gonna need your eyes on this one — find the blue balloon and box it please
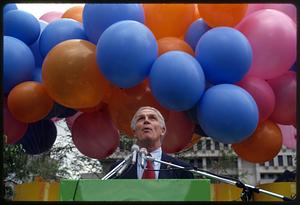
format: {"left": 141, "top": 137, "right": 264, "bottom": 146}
{"left": 39, "top": 19, "right": 87, "bottom": 57}
{"left": 149, "top": 51, "right": 205, "bottom": 111}
{"left": 17, "top": 119, "right": 57, "bottom": 155}
{"left": 4, "top": 3, "right": 18, "bottom": 15}
{"left": 4, "top": 36, "right": 35, "bottom": 94}
{"left": 32, "top": 68, "right": 42, "bottom": 82}
{"left": 30, "top": 21, "right": 48, "bottom": 67}
{"left": 97, "top": 20, "right": 157, "bottom": 88}
{"left": 197, "top": 84, "right": 259, "bottom": 144}
{"left": 4, "top": 10, "right": 40, "bottom": 45}
{"left": 184, "top": 18, "right": 210, "bottom": 51}
{"left": 195, "top": 27, "right": 253, "bottom": 84}
{"left": 83, "top": 4, "right": 145, "bottom": 44}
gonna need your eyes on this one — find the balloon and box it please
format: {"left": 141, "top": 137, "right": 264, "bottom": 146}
{"left": 3, "top": 36, "right": 35, "bottom": 94}
{"left": 39, "top": 18, "right": 87, "bottom": 57}
{"left": 236, "top": 9, "right": 296, "bottom": 79}
{"left": 62, "top": 6, "right": 84, "bottom": 23}
{"left": 278, "top": 124, "right": 297, "bottom": 149}
{"left": 232, "top": 120, "right": 282, "bottom": 163}
{"left": 42, "top": 40, "right": 107, "bottom": 109}
{"left": 181, "top": 133, "right": 202, "bottom": 152}
{"left": 4, "top": 10, "right": 40, "bottom": 45}
{"left": 290, "top": 62, "right": 297, "bottom": 72}
{"left": 267, "top": 71, "right": 296, "bottom": 125}
{"left": 197, "top": 4, "right": 248, "bottom": 27}
{"left": 197, "top": 84, "right": 259, "bottom": 144}
{"left": 157, "top": 37, "right": 194, "bottom": 56}
{"left": 17, "top": 119, "right": 57, "bottom": 155}
{"left": 83, "top": 4, "right": 144, "bottom": 44}
{"left": 29, "top": 21, "right": 48, "bottom": 68}
{"left": 39, "top": 11, "right": 63, "bottom": 23}
{"left": 65, "top": 111, "right": 82, "bottom": 130}
{"left": 150, "top": 51, "right": 205, "bottom": 111}
{"left": 236, "top": 76, "right": 275, "bottom": 122}
{"left": 4, "top": 98, "right": 28, "bottom": 144}
{"left": 4, "top": 3, "right": 17, "bottom": 14}
{"left": 108, "top": 80, "right": 169, "bottom": 136}
{"left": 246, "top": 3, "right": 296, "bottom": 23}
{"left": 195, "top": 27, "right": 253, "bottom": 84}
{"left": 32, "top": 68, "right": 42, "bottom": 82}
{"left": 96, "top": 20, "right": 157, "bottom": 88}
{"left": 162, "top": 111, "right": 195, "bottom": 153}
{"left": 71, "top": 109, "right": 120, "bottom": 159}
{"left": 7, "top": 81, "right": 54, "bottom": 123}
{"left": 143, "top": 4, "right": 196, "bottom": 39}
{"left": 184, "top": 18, "right": 211, "bottom": 51}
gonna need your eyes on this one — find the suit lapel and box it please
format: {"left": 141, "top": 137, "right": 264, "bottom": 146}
{"left": 158, "top": 152, "right": 172, "bottom": 179}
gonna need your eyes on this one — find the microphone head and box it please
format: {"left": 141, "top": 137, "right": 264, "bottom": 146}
{"left": 131, "top": 144, "right": 140, "bottom": 152}
{"left": 140, "top": 147, "right": 148, "bottom": 155}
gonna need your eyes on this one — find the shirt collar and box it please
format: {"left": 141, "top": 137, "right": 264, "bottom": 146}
{"left": 150, "top": 147, "right": 162, "bottom": 161}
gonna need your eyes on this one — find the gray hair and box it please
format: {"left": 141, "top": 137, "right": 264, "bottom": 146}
{"left": 131, "top": 106, "right": 166, "bottom": 131}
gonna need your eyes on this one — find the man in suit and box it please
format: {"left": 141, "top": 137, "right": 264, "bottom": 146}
{"left": 110, "top": 106, "right": 194, "bottom": 179}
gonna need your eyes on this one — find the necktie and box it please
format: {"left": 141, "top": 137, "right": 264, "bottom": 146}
{"left": 142, "top": 159, "right": 155, "bottom": 179}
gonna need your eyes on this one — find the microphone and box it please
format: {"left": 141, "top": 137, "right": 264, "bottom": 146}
{"left": 116, "top": 144, "right": 139, "bottom": 177}
{"left": 139, "top": 147, "right": 148, "bottom": 169}
{"left": 131, "top": 144, "right": 139, "bottom": 165}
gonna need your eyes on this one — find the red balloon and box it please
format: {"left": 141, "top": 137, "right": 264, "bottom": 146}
{"left": 162, "top": 111, "right": 195, "bottom": 153}
{"left": 71, "top": 108, "right": 120, "bottom": 159}
{"left": 268, "top": 71, "right": 296, "bottom": 125}
{"left": 65, "top": 111, "right": 82, "bottom": 130}
{"left": 236, "top": 76, "right": 275, "bottom": 122}
{"left": 4, "top": 98, "right": 28, "bottom": 144}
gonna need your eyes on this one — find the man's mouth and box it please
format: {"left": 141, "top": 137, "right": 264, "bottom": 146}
{"left": 142, "top": 127, "right": 152, "bottom": 132}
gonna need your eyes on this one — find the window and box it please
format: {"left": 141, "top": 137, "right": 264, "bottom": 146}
{"left": 215, "top": 141, "right": 220, "bottom": 150}
{"left": 287, "top": 155, "right": 293, "bottom": 166}
{"left": 197, "top": 159, "right": 203, "bottom": 168}
{"left": 224, "top": 144, "right": 228, "bottom": 149}
{"left": 206, "top": 140, "right": 211, "bottom": 150}
{"left": 190, "top": 159, "right": 194, "bottom": 166}
{"left": 278, "top": 155, "right": 283, "bottom": 166}
{"left": 269, "top": 159, "right": 274, "bottom": 166}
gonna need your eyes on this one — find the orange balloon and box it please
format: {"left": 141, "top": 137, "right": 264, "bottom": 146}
{"left": 232, "top": 120, "right": 282, "bottom": 163}
{"left": 193, "top": 4, "right": 201, "bottom": 20}
{"left": 42, "top": 40, "right": 107, "bottom": 109}
{"left": 143, "top": 4, "right": 196, "bottom": 39}
{"left": 197, "top": 4, "right": 248, "bottom": 27}
{"left": 108, "top": 80, "right": 169, "bottom": 137}
{"left": 158, "top": 37, "right": 194, "bottom": 56}
{"left": 62, "top": 6, "right": 83, "bottom": 23}
{"left": 7, "top": 81, "right": 54, "bottom": 123}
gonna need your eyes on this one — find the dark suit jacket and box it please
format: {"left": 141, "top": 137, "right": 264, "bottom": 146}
{"left": 110, "top": 152, "right": 194, "bottom": 179}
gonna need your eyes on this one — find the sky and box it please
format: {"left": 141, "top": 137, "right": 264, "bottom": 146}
{"left": 16, "top": 3, "right": 84, "bottom": 19}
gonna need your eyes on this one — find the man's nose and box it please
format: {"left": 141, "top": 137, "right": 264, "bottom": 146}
{"left": 143, "top": 116, "right": 150, "bottom": 124}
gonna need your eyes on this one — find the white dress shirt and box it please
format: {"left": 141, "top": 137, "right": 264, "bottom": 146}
{"left": 137, "top": 147, "right": 162, "bottom": 179}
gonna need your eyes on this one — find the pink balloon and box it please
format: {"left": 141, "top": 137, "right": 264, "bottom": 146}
{"left": 39, "top": 11, "right": 63, "bottom": 23}
{"left": 236, "top": 76, "right": 275, "bottom": 122}
{"left": 268, "top": 71, "right": 296, "bottom": 125}
{"left": 237, "top": 9, "right": 296, "bottom": 79}
{"left": 278, "top": 124, "right": 297, "bottom": 149}
{"left": 4, "top": 98, "right": 28, "bottom": 144}
{"left": 65, "top": 111, "right": 82, "bottom": 130}
{"left": 246, "top": 4, "right": 296, "bottom": 23}
{"left": 71, "top": 109, "right": 120, "bottom": 159}
{"left": 162, "top": 111, "right": 195, "bottom": 153}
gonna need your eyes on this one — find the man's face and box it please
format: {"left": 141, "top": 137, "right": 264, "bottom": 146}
{"left": 133, "top": 108, "right": 166, "bottom": 146}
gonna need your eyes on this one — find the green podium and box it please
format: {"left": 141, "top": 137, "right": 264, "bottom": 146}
{"left": 60, "top": 179, "right": 211, "bottom": 201}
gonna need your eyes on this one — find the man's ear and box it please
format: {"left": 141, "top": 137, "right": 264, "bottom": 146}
{"left": 161, "top": 127, "right": 166, "bottom": 136}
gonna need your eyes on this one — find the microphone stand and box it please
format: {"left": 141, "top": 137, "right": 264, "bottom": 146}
{"left": 101, "top": 153, "right": 133, "bottom": 180}
{"left": 145, "top": 155, "right": 293, "bottom": 202}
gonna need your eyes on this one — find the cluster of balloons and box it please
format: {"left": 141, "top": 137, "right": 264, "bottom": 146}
{"left": 3, "top": 3, "right": 297, "bottom": 163}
